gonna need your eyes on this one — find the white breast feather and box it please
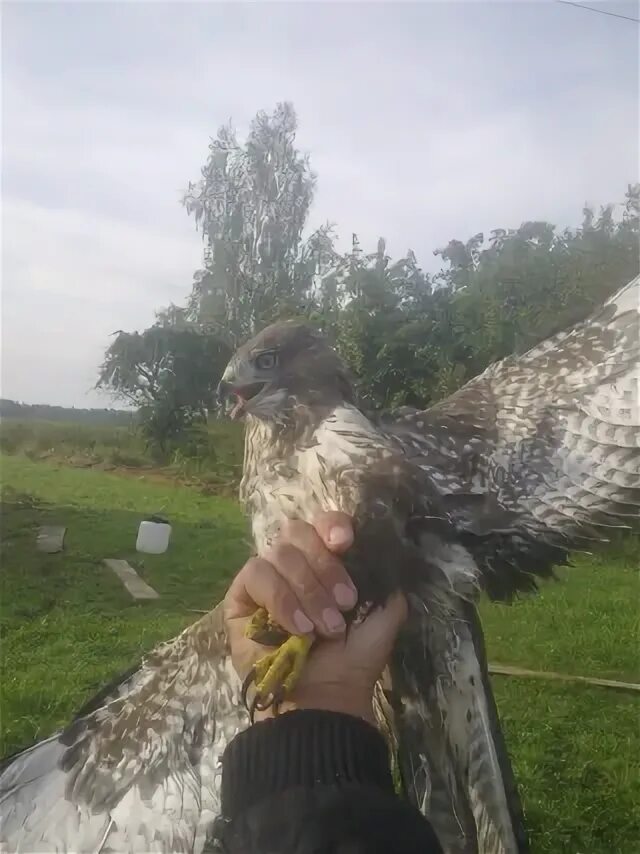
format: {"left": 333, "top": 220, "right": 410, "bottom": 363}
{"left": 243, "top": 404, "right": 392, "bottom": 552}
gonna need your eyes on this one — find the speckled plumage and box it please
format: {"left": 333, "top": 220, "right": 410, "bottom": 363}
{"left": 0, "top": 606, "right": 248, "bottom": 853}
{"left": 1, "top": 276, "right": 638, "bottom": 853}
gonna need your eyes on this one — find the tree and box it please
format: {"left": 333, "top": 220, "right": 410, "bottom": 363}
{"left": 97, "top": 322, "right": 230, "bottom": 454}
{"left": 332, "top": 186, "right": 639, "bottom": 412}
{"left": 183, "top": 102, "right": 336, "bottom": 343}
{"left": 436, "top": 183, "right": 640, "bottom": 372}
{"left": 325, "top": 236, "right": 447, "bottom": 411}
{"left": 101, "top": 88, "right": 639, "bottom": 444}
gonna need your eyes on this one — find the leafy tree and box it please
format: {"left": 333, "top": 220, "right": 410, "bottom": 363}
{"left": 100, "top": 90, "right": 639, "bottom": 447}
{"left": 436, "top": 183, "right": 640, "bottom": 372}
{"left": 97, "top": 322, "right": 230, "bottom": 454}
{"left": 324, "top": 236, "right": 430, "bottom": 409}
{"left": 332, "top": 185, "right": 639, "bottom": 412}
{"left": 183, "top": 102, "right": 336, "bottom": 343}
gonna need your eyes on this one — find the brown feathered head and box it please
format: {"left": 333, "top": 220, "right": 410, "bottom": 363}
{"left": 217, "top": 320, "right": 353, "bottom": 420}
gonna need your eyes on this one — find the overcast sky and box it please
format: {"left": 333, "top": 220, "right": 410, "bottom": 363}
{"left": 2, "top": 0, "right": 638, "bottom": 407}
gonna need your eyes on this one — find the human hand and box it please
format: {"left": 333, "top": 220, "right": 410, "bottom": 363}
{"left": 224, "top": 512, "right": 407, "bottom": 725}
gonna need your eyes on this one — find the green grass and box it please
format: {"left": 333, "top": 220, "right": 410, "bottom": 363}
{"left": 0, "top": 419, "right": 148, "bottom": 464}
{"left": 0, "top": 453, "right": 249, "bottom": 756}
{"left": 477, "top": 546, "right": 640, "bottom": 852}
{"left": 0, "top": 417, "right": 244, "bottom": 489}
{"left": 1, "top": 452, "right": 638, "bottom": 852}
{"left": 479, "top": 542, "right": 639, "bottom": 681}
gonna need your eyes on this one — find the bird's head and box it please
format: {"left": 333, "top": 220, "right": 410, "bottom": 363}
{"left": 217, "top": 320, "right": 353, "bottom": 421}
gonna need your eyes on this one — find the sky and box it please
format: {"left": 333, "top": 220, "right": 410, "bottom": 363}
{"left": 2, "top": 0, "right": 638, "bottom": 408}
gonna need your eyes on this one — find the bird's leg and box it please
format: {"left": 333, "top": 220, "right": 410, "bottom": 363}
{"left": 251, "top": 634, "right": 314, "bottom": 710}
{"left": 245, "top": 607, "right": 291, "bottom": 646}
{"left": 242, "top": 607, "right": 314, "bottom": 719}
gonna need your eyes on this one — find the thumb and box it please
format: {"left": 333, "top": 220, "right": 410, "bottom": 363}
{"left": 313, "top": 511, "right": 354, "bottom": 553}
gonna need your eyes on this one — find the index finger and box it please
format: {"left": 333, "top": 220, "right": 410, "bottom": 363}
{"left": 224, "top": 556, "right": 311, "bottom": 637}
{"left": 313, "top": 511, "right": 354, "bottom": 554}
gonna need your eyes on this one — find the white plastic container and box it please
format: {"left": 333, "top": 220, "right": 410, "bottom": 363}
{"left": 136, "top": 515, "right": 172, "bottom": 554}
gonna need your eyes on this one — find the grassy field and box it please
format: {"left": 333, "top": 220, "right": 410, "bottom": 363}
{"left": 0, "top": 417, "right": 244, "bottom": 491}
{"left": 1, "top": 450, "right": 639, "bottom": 852}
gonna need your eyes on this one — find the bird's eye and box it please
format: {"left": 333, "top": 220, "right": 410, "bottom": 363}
{"left": 255, "top": 351, "right": 278, "bottom": 370}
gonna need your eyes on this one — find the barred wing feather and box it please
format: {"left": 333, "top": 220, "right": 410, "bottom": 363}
{"left": 0, "top": 606, "right": 247, "bottom": 853}
{"left": 387, "top": 275, "right": 640, "bottom": 598}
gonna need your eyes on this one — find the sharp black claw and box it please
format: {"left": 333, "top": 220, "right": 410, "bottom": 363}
{"left": 249, "top": 693, "right": 259, "bottom": 724}
{"left": 242, "top": 669, "right": 279, "bottom": 723}
{"left": 241, "top": 668, "right": 256, "bottom": 712}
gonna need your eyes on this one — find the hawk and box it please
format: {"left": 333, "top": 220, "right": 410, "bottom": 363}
{"left": 1, "top": 276, "right": 638, "bottom": 853}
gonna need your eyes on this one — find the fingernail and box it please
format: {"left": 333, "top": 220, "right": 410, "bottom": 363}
{"left": 293, "top": 610, "right": 314, "bottom": 634}
{"left": 322, "top": 607, "right": 346, "bottom": 633}
{"left": 333, "top": 583, "right": 357, "bottom": 609}
{"left": 328, "top": 527, "right": 351, "bottom": 547}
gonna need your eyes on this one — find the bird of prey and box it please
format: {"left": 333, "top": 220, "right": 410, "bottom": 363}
{"left": 1, "top": 275, "right": 638, "bottom": 853}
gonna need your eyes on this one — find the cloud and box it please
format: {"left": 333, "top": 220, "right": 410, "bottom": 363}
{"left": 2, "top": 200, "right": 201, "bottom": 406}
{"left": 2, "top": 0, "right": 638, "bottom": 405}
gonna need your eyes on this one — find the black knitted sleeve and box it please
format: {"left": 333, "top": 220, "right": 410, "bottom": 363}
{"left": 213, "top": 709, "right": 442, "bottom": 854}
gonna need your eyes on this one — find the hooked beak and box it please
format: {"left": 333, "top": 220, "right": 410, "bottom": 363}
{"left": 217, "top": 368, "right": 266, "bottom": 420}
{"left": 217, "top": 379, "right": 245, "bottom": 420}
{"left": 216, "top": 379, "right": 232, "bottom": 407}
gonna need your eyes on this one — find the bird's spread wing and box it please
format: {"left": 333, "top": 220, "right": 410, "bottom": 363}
{"left": 3, "top": 279, "right": 637, "bottom": 854}
{"left": 385, "top": 274, "right": 640, "bottom": 599}
{"left": 377, "top": 276, "right": 638, "bottom": 852}
{"left": 0, "top": 605, "right": 248, "bottom": 853}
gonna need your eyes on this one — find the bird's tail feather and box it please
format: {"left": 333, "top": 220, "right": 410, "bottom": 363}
{"left": 390, "top": 596, "right": 528, "bottom": 854}
{"left": 462, "top": 603, "right": 528, "bottom": 853}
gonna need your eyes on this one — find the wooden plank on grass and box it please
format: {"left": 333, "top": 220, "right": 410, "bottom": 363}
{"left": 36, "top": 526, "right": 66, "bottom": 554}
{"left": 489, "top": 663, "right": 640, "bottom": 695}
{"left": 103, "top": 559, "right": 160, "bottom": 600}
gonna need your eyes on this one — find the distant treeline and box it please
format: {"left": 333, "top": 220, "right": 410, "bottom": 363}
{"left": 0, "top": 399, "right": 135, "bottom": 426}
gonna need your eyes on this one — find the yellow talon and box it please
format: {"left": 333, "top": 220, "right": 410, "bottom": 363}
{"left": 253, "top": 633, "right": 313, "bottom": 701}
{"left": 242, "top": 608, "right": 314, "bottom": 716}
{"left": 245, "top": 607, "right": 290, "bottom": 646}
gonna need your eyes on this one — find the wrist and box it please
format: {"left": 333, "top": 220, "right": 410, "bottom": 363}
{"left": 256, "top": 685, "right": 376, "bottom": 726}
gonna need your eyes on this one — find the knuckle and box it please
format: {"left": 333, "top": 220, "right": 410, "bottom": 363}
{"left": 282, "top": 519, "right": 317, "bottom": 554}
{"left": 272, "top": 585, "right": 296, "bottom": 616}
{"left": 222, "top": 591, "right": 233, "bottom": 617}
{"left": 241, "top": 556, "right": 274, "bottom": 586}
{"left": 278, "top": 517, "right": 294, "bottom": 539}
{"left": 268, "top": 541, "right": 298, "bottom": 568}
{"left": 283, "top": 518, "right": 312, "bottom": 542}
{"left": 243, "top": 555, "right": 268, "bottom": 574}
{"left": 315, "top": 550, "right": 344, "bottom": 575}
{"left": 277, "top": 549, "right": 326, "bottom": 600}
{"left": 315, "top": 544, "right": 350, "bottom": 577}
{"left": 295, "top": 574, "right": 329, "bottom": 608}
{"left": 268, "top": 533, "right": 347, "bottom": 597}
{"left": 314, "top": 557, "right": 344, "bottom": 588}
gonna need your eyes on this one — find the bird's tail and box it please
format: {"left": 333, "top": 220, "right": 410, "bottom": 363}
{"left": 389, "top": 597, "right": 528, "bottom": 854}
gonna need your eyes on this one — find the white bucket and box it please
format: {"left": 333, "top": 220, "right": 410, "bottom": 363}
{"left": 136, "top": 516, "right": 172, "bottom": 554}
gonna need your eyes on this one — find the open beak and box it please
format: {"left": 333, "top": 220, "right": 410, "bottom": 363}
{"left": 217, "top": 379, "right": 266, "bottom": 420}
{"left": 217, "top": 380, "right": 244, "bottom": 419}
